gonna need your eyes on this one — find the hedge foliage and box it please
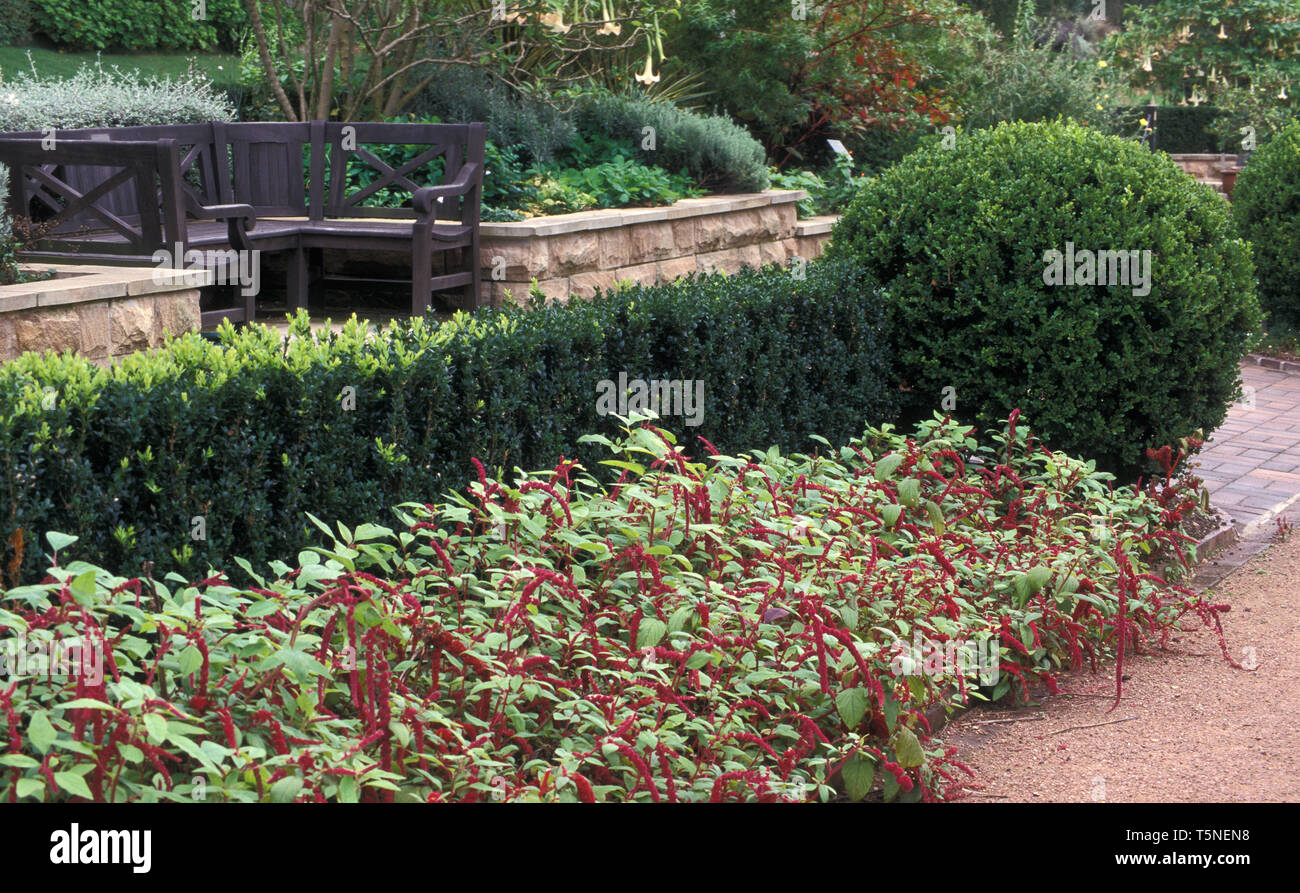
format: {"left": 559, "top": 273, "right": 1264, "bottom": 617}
{"left": 0, "top": 60, "right": 235, "bottom": 130}
{"left": 0, "top": 260, "right": 895, "bottom": 585}
{"left": 824, "top": 120, "right": 1260, "bottom": 480}
{"left": 0, "top": 0, "right": 33, "bottom": 44}
{"left": 30, "top": 0, "right": 245, "bottom": 51}
{"left": 575, "top": 92, "right": 770, "bottom": 194}
{"left": 1231, "top": 120, "right": 1300, "bottom": 324}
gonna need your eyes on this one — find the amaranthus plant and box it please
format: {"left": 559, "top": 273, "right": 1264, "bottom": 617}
{"left": 0, "top": 414, "right": 1239, "bottom": 802}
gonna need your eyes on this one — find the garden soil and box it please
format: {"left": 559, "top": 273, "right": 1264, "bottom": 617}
{"left": 942, "top": 530, "right": 1300, "bottom": 802}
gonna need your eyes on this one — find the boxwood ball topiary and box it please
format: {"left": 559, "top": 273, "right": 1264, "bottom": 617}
{"left": 1231, "top": 119, "right": 1300, "bottom": 325}
{"left": 824, "top": 120, "right": 1261, "bottom": 480}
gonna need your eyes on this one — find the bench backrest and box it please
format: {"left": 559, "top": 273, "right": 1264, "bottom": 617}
{"left": 320, "top": 122, "right": 485, "bottom": 223}
{"left": 0, "top": 120, "right": 485, "bottom": 233}
{"left": 0, "top": 137, "right": 187, "bottom": 261}
{"left": 0, "top": 125, "right": 222, "bottom": 229}
{"left": 216, "top": 121, "right": 315, "bottom": 217}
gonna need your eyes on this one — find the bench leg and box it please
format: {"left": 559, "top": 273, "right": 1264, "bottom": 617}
{"left": 465, "top": 243, "right": 481, "bottom": 310}
{"left": 286, "top": 245, "right": 309, "bottom": 312}
{"left": 412, "top": 238, "right": 432, "bottom": 317}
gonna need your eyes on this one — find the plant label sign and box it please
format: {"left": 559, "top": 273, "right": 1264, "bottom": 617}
{"left": 827, "top": 139, "right": 852, "bottom": 158}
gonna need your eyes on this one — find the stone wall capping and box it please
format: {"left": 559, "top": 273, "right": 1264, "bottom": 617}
{"left": 795, "top": 215, "right": 840, "bottom": 237}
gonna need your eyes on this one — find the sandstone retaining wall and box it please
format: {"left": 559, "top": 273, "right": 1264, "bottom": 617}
{"left": 0, "top": 266, "right": 206, "bottom": 365}
{"left": 478, "top": 191, "right": 837, "bottom": 306}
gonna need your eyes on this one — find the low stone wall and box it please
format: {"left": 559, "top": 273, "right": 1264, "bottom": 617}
{"left": 1168, "top": 153, "right": 1241, "bottom": 181}
{"left": 793, "top": 215, "right": 837, "bottom": 263}
{"left": 478, "top": 190, "right": 837, "bottom": 305}
{"left": 0, "top": 265, "right": 207, "bottom": 365}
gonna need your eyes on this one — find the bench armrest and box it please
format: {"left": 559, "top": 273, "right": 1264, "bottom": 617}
{"left": 412, "top": 162, "right": 481, "bottom": 219}
{"left": 184, "top": 195, "right": 258, "bottom": 251}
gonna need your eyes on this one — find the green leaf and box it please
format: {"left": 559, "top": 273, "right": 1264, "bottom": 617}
{"left": 636, "top": 618, "right": 668, "bottom": 649}
{"left": 897, "top": 477, "right": 921, "bottom": 507}
{"left": 53, "top": 771, "right": 92, "bottom": 799}
{"left": 271, "top": 776, "right": 303, "bottom": 803}
{"left": 835, "top": 688, "right": 870, "bottom": 729}
{"left": 0, "top": 753, "right": 39, "bottom": 768}
{"left": 883, "top": 696, "right": 900, "bottom": 733}
{"left": 68, "top": 570, "right": 98, "bottom": 606}
{"left": 177, "top": 645, "right": 203, "bottom": 677}
{"left": 893, "top": 726, "right": 925, "bottom": 769}
{"left": 1026, "top": 565, "right": 1053, "bottom": 593}
{"left": 27, "top": 711, "right": 57, "bottom": 753}
{"left": 880, "top": 504, "right": 903, "bottom": 528}
{"left": 843, "top": 754, "right": 875, "bottom": 802}
{"left": 16, "top": 777, "right": 44, "bottom": 800}
{"left": 667, "top": 605, "right": 696, "bottom": 634}
{"left": 258, "top": 648, "right": 329, "bottom": 683}
{"left": 142, "top": 713, "right": 167, "bottom": 744}
{"left": 924, "top": 500, "right": 946, "bottom": 535}
{"left": 57, "top": 698, "right": 116, "bottom": 711}
{"left": 874, "top": 452, "right": 904, "bottom": 481}
{"left": 245, "top": 599, "right": 282, "bottom": 618}
{"left": 684, "top": 650, "right": 712, "bottom": 670}
{"left": 45, "top": 532, "right": 79, "bottom": 553}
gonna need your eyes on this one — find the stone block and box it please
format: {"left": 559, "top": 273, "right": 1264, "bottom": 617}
{"left": 156, "top": 290, "right": 201, "bottom": 339}
{"left": 598, "top": 228, "right": 632, "bottom": 270}
{"left": 481, "top": 240, "right": 548, "bottom": 282}
{"left": 77, "top": 302, "right": 112, "bottom": 358}
{"left": 627, "top": 221, "right": 675, "bottom": 263}
{"left": 15, "top": 309, "right": 81, "bottom": 355}
{"left": 547, "top": 232, "right": 601, "bottom": 275}
{"left": 656, "top": 256, "right": 698, "bottom": 284}
{"left": 757, "top": 239, "right": 791, "bottom": 268}
{"left": 110, "top": 296, "right": 159, "bottom": 353}
{"left": 615, "top": 262, "right": 659, "bottom": 288}
{"left": 670, "top": 218, "right": 696, "bottom": 253}
{"left": 697, "top": 248, "right": 744, "bottom": 276}
{"left": 569, "top": 270, "right": 619, "bottom": 299}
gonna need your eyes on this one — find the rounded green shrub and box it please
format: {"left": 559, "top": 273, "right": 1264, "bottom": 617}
{"left": 1231, "top": 119, "right": 1300, "bottom": 324}
{"left": 824, "top": 120, "right": 1261, "bottom": 480}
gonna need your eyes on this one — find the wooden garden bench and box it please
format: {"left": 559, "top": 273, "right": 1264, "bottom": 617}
{"left": 0, "top": 121, "right": 486, "bottom": 326}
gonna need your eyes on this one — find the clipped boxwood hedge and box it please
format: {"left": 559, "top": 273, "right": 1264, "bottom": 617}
{"left": 1231, "top": 120, "right": 1300, "bottom": 324}
{"left": 824, "top": 120, "right": 1260, "bottom": 480}
{"left": 0, "top": 259, "right": 895, "bottom": 584}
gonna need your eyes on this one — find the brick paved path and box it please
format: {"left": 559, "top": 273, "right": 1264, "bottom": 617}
{"left": 1195, "top": 364, "right": 1300, "bottom": 534}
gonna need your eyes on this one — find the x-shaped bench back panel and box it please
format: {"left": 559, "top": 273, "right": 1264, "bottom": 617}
{"left": 320, "top": 122, "right": 483, "bottom": 220}
{"left": 0, "top": 137, "right": 186, "bottom": 256}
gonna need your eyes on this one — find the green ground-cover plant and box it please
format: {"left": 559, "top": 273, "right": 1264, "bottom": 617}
{"left": 824, "top": 120, "right": 1260, "bottom": 481}
{"left": 0, "top": 261, "right": 896, "bottom": 585}
{"left": 337, "top": 123, "right": 698, "bottom": 219}
{"left": 770, "top": 154, "right": 869, "bottom": 218}
{"left": 1231, "top": 119, "right": 1300, "bottom": 325}
{"left": 0, "top": 413, "right": 1237, "bottom": 802}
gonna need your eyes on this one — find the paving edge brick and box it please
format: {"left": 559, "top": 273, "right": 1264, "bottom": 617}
{"left": 1245, "top": 352, "right": 1300, "bottom": 376}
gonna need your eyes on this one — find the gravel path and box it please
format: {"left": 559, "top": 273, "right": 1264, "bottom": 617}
{"left": 942, "top": 529, "right": 1300, "bottom": 803}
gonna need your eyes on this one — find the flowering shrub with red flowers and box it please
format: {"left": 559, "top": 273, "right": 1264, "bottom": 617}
{"left": 0, "top": 413, "right": 1238, "bottom": 802}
